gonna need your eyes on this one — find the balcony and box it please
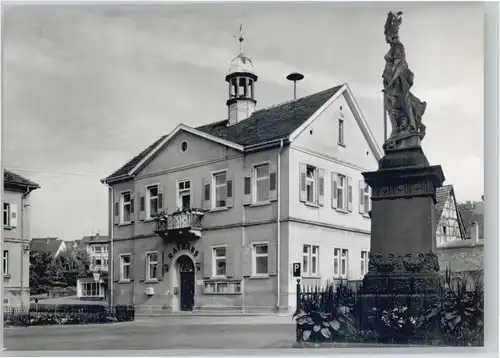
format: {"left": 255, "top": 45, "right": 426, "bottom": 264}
{"left": 154, "top": 209, "right": 204, "bottom": 242}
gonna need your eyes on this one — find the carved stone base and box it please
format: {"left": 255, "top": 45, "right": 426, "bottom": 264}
{"left": 361, "top": 272, "right": 441, "bottom": 295}
{"left": 379, "top": 145, "right": 430, "bottom": 170}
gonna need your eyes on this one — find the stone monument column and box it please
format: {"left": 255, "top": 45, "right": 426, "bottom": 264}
{"left": 361, "top": 11, "right": 445, "bottom": 306}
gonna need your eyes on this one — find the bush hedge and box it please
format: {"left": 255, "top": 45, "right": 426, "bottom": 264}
{"left": 4, "top": 304, "right": 134, "bottom": 327}
{"left": 294, "top": 269, "right": 484, "bottom": 347}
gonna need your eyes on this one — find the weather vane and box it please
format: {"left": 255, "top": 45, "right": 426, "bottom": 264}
{"left": 234, "top": 24, "right": 244, "bottom": 54}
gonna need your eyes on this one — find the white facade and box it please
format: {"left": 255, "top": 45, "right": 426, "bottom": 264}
{"left": 285, "top": 88, "right": 380, "bottom": 309}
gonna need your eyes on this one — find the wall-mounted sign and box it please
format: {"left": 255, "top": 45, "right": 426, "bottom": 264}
{"left": 292, "top": 262, "right": 301, "bottom": 278}
{"left": 167, "top": 242, "right": 199, "bottom": 260}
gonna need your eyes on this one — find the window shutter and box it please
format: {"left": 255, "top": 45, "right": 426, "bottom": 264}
{"left": 203, "top": 249, "right": 211, "bottom": 278}
{"left": 226, "top": 246, "right": 234, "bottom": 278}
{"left": 203, "top": 177, "right": 211, "bottom": 211}
{"left": 139, "top": 188, "right": 146, "bottom": 221}
{"left": 10, "top": 204, "right": 18, "bottom": 228}
{"left": 129, "top": 255, "right": 134, "bottom": 281}
{"left": 157, "top": 251, "right": 164, "bottom": 280}
{"left": 138, "top": 253, "right": 146, "bottom": 282}
{"left": 331, "top": 172, "right": 338, "bottom": 209}
{"left": 114, "top": 255, "right": 121, "bottom": 282}
{"left": 242, "top": 245, "right": 252, "bottom": 277}
{"left": 226, "top": 175, "right": 234, "bottom": 208}
{"left": 114, "top": 200, "right": 119, "bottom": 225}
{"left": 347, "top": 176, "right": 353, "bottom": 212}
{"left": 243, "top": 169, "right": 252, "bottom": 206}
{"left": 268, "top": 242, "right": 277, "bottom": 276}
{"left": 359, "top": 181, "right": 365, "bottom": 214}
{"left": 269, "top": 162, "right": 278, "bottom": 201}
{"left": 158, "top": 185, "right": 164, "bottom": 214}
{"left": 368, "top": 187, "right": 372, "bottom": 212}
{"left": 130, "top": 197, "right": 135, "bottom": 223}
{"left": 299, "top": 163, "right": 307, "bottom": 202}
{"left": 318, "top": 168, "right": 325, "bottom": 206}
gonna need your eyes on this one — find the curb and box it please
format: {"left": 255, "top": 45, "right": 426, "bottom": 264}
{"left": 135, "top": 313, "right": 292, "bottom": 318}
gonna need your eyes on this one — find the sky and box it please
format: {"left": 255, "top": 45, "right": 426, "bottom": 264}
{"left": 2, "top": 2, "right": 484, "bottom": 241}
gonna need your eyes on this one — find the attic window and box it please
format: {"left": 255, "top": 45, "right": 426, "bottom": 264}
{"left": 180, "top": 141, "right": 188, "bottom": 152}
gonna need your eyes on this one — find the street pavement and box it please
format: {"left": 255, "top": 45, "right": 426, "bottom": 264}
{"left": 4, "top": 315, "right": 297, "bottom": 351}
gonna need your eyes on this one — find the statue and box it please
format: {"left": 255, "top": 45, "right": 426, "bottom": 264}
{"left": 382, "top": 11, "right": 427, "bottom": 150}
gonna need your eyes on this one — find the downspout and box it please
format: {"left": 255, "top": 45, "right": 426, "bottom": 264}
{"left": 20, "top": 187, "right": 31, "bottom": 310}
{"left": 276, "top": 139, "right": 284, "bottom": 312}
{"left": 241, "top": 160, "right": 246, "bottom": 314}
{"left": 105, "top": 184, "right": 114, "bottom": 308}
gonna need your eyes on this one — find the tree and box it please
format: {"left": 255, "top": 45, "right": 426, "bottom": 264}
{"left": 46, "top": 247, "right": 91, "bottom": 288}
{"left": 29, "top": 249, "right": 54, "bottom": 294}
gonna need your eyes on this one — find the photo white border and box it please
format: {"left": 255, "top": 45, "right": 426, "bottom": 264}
{"left": 0, "top": 0, "right": 497, "bottom": 357}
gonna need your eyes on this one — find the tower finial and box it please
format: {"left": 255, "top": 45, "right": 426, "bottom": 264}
{"left": 238, "top": 24, "right": 244, "bottom": 54}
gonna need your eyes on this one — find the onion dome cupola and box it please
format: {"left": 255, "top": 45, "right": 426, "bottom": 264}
{"left": 226, "top": 25, "right": 258, "bottom": 126}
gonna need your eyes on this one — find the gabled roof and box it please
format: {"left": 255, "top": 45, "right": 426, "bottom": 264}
{"left": 103, "top": 84, "right": 382, "bottom": 183}
{"left": 82, "top": 235, "right": 110, "bottom": 244}
{"left": 4, "top": 169, "right": 40, "bottom": 190}
{"left": 31, "top": 238, "right": 64, "bottom": 257}
{"left": 435, "top": 185, "right": 453, "bottom": 224}
{"left": 434, "top": 185, "right": 466, "bottom": 240}
{"left": 458, "top": 201, "right": 484, "bottom": 240}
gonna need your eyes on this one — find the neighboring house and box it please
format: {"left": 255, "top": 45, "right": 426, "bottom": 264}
{"left": 3, "top": 169, "right": 40, "bottom": 307}
{"left": 437, "top": 223, "right": 484, "bottom": 274}
{"left": 434, "top": 185, "right": 467, "bottom": 247}
{"left": 75, "top": 234, "right": 110, "bottom": 301}
{"left": 101, "top": 39, "right": 382, "bottom": 313}
{"left": 31, "top": 238, "right": 67, "bottom": 258}
{"left": 458, "top": 199, "right": 484, "bottom": 241}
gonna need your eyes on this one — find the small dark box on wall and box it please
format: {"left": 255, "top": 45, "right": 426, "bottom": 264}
{"left": 292, "top": 262, "right": 301, "bottom": 278}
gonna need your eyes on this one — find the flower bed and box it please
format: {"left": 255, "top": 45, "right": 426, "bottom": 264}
{"left": 4, "top": 304, "right": 134, "bottom": 327}
{"left": 294, "top": 270, "right": 484, "bottom": 347}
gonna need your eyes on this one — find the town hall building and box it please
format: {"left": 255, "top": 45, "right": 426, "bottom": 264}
{"left": 102, "top": 31, "right": 383, "bottom": 313}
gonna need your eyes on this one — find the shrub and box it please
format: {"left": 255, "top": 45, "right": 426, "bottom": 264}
{"left": 418, "top": 268, "right": 484, "bottom": 346}
{"left": 4, "top": 305, "right": 134, "bottom": 327}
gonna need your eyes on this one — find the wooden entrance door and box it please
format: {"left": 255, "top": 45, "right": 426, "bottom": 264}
{"left": 178, "top": 255, "right": 195, "bottom": 311}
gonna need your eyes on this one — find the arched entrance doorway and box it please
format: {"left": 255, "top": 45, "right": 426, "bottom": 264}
{"left": 177, "top": 255, "right": 195, "bottom": 311}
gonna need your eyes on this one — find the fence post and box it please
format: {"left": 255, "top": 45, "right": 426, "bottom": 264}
{"left": 295, "top": 279, "right": 301, "bottom": 343}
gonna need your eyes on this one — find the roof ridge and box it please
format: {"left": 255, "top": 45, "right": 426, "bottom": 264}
{"left": 251, "top": 85, "right": 341, "bottom": 115}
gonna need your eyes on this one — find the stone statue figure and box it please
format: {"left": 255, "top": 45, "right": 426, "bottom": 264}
{"left": 382, "top": 11, "right": 427, "bottom": 150}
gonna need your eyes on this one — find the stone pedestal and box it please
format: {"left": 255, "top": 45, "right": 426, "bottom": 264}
{"left": 360, "top": 145, "right": 445, "bottom": 335}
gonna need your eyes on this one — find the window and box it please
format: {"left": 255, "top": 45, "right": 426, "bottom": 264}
{"left": 337, "top": 174, "right": 347, "bottom": 210}
{"left": 204, "top": 281, "right": 241, "bottom": 294}
{"left": 213, "top": 172, "right": 227, "bottom": 208}
{"left": 362, "top": 182, "right": 370, "bottom": 215}
{"left": 253, "top": 244, "right": 268, "bottom": 275}
{"left": 81, "top": 282, "right": 102, "bottom": 297}
{"left": 338, "top": 118, "right": 345, "bottom": 145}
{"left": 361, "top": 251, "right": 369, "bottom": 276}
{"left": 3, "top": 250, "right": 8, "bottom": 276}
{"left": 177, "top": 180, "right": 191, "bottom": 210}
{"left": 95, "top": 259, "right": 102, "bottom": 266}
{"left": 180, "top": 140, "right": 188, "bottom": 152}
{"left": 103, "top": 258, "right": 108, "bottom": 267}
{"left": 121, "top": 192, "right": 132, "bottom": 223}
{"left": 146, "top": 185, "right": 159, "bottom": 218}
{"left": 93, "top": 245, "right": 102, "bottom": 254}
{"left": 120, "top": 254, "right": 131, "bottom": 281}
{"left": 3, "top": 203, "right": 10, "bottom": 227}
{"left": 443, "top": 226, "right": 447, "bottom": 235}
{"left": 103, "top": 245, "right": 108, "bottom": 253}
{"left": 302, "top": 244, "right": 319, "bottom": 276}
{"left": 146, "top": 252, "right": 159, "bottom": 281}
{"left": 334, "top": 248, "right": 348, "bottom": 278}
{"left": 254, "top": 164, "right": 270, "bottom": 202}
{"left": 213, "top": 246, "right": 227, "bottom": 277}
{"left": 306, "top": 166, "right": 316, "bottom": 203}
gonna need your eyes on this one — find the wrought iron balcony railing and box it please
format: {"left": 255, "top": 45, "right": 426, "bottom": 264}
{"left": 154, "top": 209, "right": 204, "bottom": 239}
